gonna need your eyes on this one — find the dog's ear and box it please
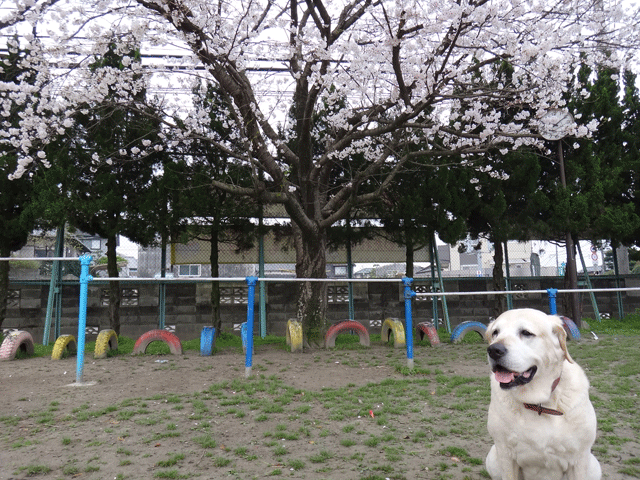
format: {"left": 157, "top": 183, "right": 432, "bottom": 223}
{"left": 484, "top": 321, "right": 495, "bottom": 343}
{"left": 552, "top": 320, "right": 574, "bottom": 364}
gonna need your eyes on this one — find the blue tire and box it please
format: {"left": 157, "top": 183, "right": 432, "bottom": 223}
{"left": 450, "top": 321, "right": 487, "bottom": 344}
{"left": 559, "top": 316, "right": 581, "bottom": 341}
{"left": 200, "top": 326, "right": 216, "bottom": 356}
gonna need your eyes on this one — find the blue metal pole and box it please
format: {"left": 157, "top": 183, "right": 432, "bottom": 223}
{"left": 547, "top": 288, "right": 558, "bottom": 315}
{"left": 76, "top": 255, "right": 93, "bottom": 384}
{"left": 245, "top": 276, "right": 258, "bottom": 378}
{"left": 402, "top": 277, "right": 416, "bottom": 369}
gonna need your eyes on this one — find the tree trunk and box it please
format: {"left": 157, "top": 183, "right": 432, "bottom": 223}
{"left": 210, "top": 224, "right": 222, "bottom": 338}
{"left": 492, "top": 240, "right": 507, "bottom": 318}
{"left": 405, "top": 227, "right": 415, "bottom": 279}
{"left": 0, "top": 244, "right": 10, "bottom": 332}
{"left": 106, "top": 235, "right": 121, "bottom": 335}
{"left": 294, "top": 223, "right": 327, "bottom": 347}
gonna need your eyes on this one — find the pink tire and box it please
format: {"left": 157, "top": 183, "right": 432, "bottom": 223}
{"left": 0, "top": 330, "right": 35, "bottom": 360}
{"left": 416, "top": 322, "right": 441, "bottom": 346}
{"left": 133, "top": 329, "right": 183, "bottom": 355}
{"left": 325, "top": 320, "right": 370, "bottom": 348}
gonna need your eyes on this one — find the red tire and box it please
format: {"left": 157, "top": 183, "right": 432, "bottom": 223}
{"left": 0, "top": 331, "right": 35, "bottom": 361}
{"left": 416, "top": 322, "right": 440, "bottom": 346}
{"left": 133, "top": 329, "right": 183, "bottom": 355}
{"left": 325, "top": 321, "right": 370, "bottom": 348}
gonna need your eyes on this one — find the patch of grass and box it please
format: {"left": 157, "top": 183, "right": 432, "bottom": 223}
{"left": 212, "top": 456, "right": 231, "bottom": 467}
{"left": 309, "top": 450, "right": 333, "bottom": 463}
{"left": 288, "top": 459, "right": 305, "bottom": 470}
{"left": 193, "top": 434, "right": 217, "bottom": 449}
{"left": 154, "top": 469, "right": 188, "bottom": 479}
{"left": 17, "top": 464, "right": 51, "bottom": 475}
{"left": 63, "top": 463, "right": 80, "bottom": 475}
{"left": 11, "top": 438, "right": 35, "bottom": 449}
{"left": 273, "top": 445, "right": 288, "bottom": 456}
{"left": 364, "top": 436, "right": 381, "bottom": 447}
{"left": 156, "top": 453, "right": 185, "bottom": 468}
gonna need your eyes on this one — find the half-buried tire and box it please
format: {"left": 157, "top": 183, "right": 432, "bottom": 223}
{"left": 133, "top": 329, "right": 183, "bottom": 355}
{"left": 286, "top": 319, "right": 303, "bottom": 353}
{"left": 416, "top": 322, "right": 441, "bottom": 346}
{"left": 51, "top": 334, "right": 77, "bottom": 360}
{"left": 0, "top": 330, "right": 35, "bottom": 361}
{"left": 450, "top": 321, "right": 487, "bottom": 344}
{"left": 325, "top": 320, "right": 370, "bottom": 348}
{"left": 381, "top": 318, "right": 405, "bottom": 348}
{"left": 559, "top": 316, "right": 581, "bottom": 341}
{"left": 94, "top": 329, "right": 118, "bottom": 359}
{"left": 200, "top": 326, "right": 215, "bottom": 356}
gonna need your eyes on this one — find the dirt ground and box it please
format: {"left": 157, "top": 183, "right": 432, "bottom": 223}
{"left": 0, "top": 339, "right": 636, "bottom": 479}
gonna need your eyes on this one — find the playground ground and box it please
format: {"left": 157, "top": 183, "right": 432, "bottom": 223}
{"left": 0, "top": 333, "right": 639, "bottom": 480}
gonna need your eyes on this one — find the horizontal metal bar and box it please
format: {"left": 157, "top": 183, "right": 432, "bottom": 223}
{"left": 414, "top": 287, "right": 640, "bottom": 297}
{"left": 92, "top": 276, "right": 401, "bottom": 283}
{"left": 84, "top": 276, "right": 640, "bottom": 296}
{"left": 0, "top": 257, "right": 81, "bottom": 261}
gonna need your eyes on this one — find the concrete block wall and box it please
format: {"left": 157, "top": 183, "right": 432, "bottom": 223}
{"left": 4, "top": 276, "right": 640, "bottom": 342}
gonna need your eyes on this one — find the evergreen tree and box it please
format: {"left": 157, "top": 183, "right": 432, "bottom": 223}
{"left": 371, "top": 154, "right": 470, "bottom": 278}
{"left": 44, "top": 39, "right": 163, "bottom": 334}
{"left": 177, "top": 82, "right": 259, "bottom": 336}
{"left": 0, "top": 37, "right": 38, "bottom": 331}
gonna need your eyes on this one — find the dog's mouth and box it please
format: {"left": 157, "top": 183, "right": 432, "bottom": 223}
{"left": 492, "top": 365, "right": 537, "bottom": 389}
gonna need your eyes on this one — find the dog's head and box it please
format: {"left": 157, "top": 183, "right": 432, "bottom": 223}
{"left": 485, "top": 308, "right": 572, "bottom": 403}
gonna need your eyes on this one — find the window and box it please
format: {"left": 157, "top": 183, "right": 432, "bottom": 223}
{"left": 178, "top": 264, "right": 201, "bottom": 277}
{"left": 333, "top": 265, "right": 348, "bottom": 277}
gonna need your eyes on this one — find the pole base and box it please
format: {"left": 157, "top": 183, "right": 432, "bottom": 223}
{"left": 67, "top": 381, "right": 97, "bottom": 387}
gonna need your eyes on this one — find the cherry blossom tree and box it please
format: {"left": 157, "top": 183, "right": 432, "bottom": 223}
{"left": 1, "top": 0, "right": 639, "bottom": 344}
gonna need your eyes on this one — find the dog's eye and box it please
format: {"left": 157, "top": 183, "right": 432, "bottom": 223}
{"left": 520, "top": 329, "right": 535, "bottom": 338}
{"left": 491, "top": 329, "right": 499, "bottom": 338}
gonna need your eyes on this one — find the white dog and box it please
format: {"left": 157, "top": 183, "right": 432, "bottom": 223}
{"left": 485, "top": 308, "right": 601, "bottom": 480}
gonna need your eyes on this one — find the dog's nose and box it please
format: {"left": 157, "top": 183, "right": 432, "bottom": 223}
{"left": 487, "top": 343, "right": 507, "bottom": 360}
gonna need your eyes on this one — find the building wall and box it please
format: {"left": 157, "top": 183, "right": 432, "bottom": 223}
{"left": 4, "top": 276, "right": 639, "bottom": 342}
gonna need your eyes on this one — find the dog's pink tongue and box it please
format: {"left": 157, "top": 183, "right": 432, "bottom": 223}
{"left": 495, "top": 370, "right": 516, "bottom": 384}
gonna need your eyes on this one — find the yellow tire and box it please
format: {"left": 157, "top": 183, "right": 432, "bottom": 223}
{"left": 51, "top": 334, "right": 77, "bottom": 360}
{"left": 286, "top": 319, "right": 303, "bottom": 353}
{"left": 94, "top": 329, "right": 118, "bottom": 359}
{"left": 381, "top": 318, "right": 405, "bottom": 348}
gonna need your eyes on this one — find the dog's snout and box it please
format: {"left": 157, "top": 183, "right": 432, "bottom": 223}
{"left": 487, "top": 343, "right": 507, "bottom": 360}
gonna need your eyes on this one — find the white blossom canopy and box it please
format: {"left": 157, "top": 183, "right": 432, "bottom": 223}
{"left": 1, "top": 0, "right": 639, "bottom": 222}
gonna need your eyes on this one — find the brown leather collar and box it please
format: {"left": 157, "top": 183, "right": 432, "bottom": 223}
{"left": 523, "top": 376, "right": 563, "bottom": 416}
{"left": 523, "top": 403, "right": 563, "bottom": 416}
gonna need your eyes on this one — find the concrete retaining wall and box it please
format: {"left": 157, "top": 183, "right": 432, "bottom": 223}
{"left": 4, "top": 276, "right": 639, "bottom": 342}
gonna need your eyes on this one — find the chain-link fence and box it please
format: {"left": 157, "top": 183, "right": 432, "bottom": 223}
{"left": 136, "top": 236, "right": 617, "bottom": 280}
{"left": 6, "top": 228, "right": 626, "bottom": 281}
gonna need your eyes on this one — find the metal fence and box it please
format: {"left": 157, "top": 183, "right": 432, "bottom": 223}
{"left": 6, "top": 228, "right": 630, "bottom": 286}
{"left": 132, "top": 237, "right": 620, "bottom": 281}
